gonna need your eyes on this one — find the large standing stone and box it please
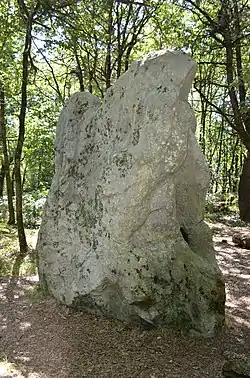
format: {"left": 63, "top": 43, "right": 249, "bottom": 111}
{"left": 37, "top": 50, "right": 225, "bottom": 335}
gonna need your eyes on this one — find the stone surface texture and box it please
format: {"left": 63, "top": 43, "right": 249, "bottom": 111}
{"left": 37, "top": 50, "right": 225, "bottom": 335}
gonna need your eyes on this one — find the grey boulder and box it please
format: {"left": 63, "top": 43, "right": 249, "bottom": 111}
{"left": 37, "top": 50, "right": 225, "bottom": 335}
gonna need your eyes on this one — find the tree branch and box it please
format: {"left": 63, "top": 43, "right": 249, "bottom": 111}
{"left": 194, "top": 80, "right": 234, "bottom": 128}
{"left": 114, "top": 0, "right": 150, "bottom": 6}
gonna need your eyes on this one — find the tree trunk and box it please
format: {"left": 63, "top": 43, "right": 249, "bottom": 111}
{"left": 104, "top": 2, "right": 113, "bottom": 90}
{"left": 11, "top": 168, "right": 15, "bottom": 197}
{"left": 214, "top": 120, "right": 224, "bottom": 194}
{"left": 0, "top": 82, "right": 15, "bottom": 224}
{"left": 222, "top": 3, "right": 250, "bottom": 220}
{"left": 0, "top": 162, "right": 5, "bottom": 197}
{"left": 73, "top": 44, "right": 84, "bottom": 92}
{"left": 12, "top": 16, "right": 32, "bottom": 275}
{"left": 238, "top": 152, "right": 250, "bottom": 222}
{"left": 22, "top": 164, "right": 27, "bottom": 192}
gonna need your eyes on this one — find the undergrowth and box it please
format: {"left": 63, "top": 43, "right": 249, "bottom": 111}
{"left": 0, "top": 222, "right": 37, "bottom": 277}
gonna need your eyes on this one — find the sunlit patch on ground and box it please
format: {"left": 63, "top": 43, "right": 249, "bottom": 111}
{"left": 0, "top": 360, "right": 23, "bottom": 377}
{"left": 211, "top": 219, "right": 250, "bottom": 347}
{"left": 0, "top": 360, "right": 44, "bottom": 378}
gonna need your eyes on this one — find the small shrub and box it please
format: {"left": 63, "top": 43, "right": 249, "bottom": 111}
{"left": 206, "top": 193, "right": 237, "bottom": 214}
{"left": 0, "top": 222, "right": 38, "bottom": 277}
{"left": 23, "top": 191, "right": 47, "bottom": 228}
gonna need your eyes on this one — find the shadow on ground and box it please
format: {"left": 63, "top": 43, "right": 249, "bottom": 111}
{"left": 0, "top": 222, "right": 249, "bottom": 378}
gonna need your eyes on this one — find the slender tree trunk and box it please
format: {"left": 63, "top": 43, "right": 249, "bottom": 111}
{"left": 12, "top": 17, "right": 32, "bottom": 275}
{"left": 222, "top": 136, "right": 228, "bottom": 195}
{"left": 228, "top": 138, "right": 238, "bottom": 193}
{"left": 0, "top": 82, "right": 15, "bottom": 224}
{"left": 233, "top": 147, "right": 239, "bottom": 193}
{"left": 0, "top": 162, "right": 5, "bottom": 197}
{"left": 88, "top": 38, "right": 100, "bottom": 94}
{"left": 105, "top": 2, "right": 113, "bottom": 90}
{"left": 22, "top": 164, "right": 27, "bottom": 192}
{"left": 74, "top": 45, "right": 84, "bottom": 92}
{"left": 199, "top": 99, "right": 206, "bottom": 155}
{"left": 215, "top": 120, "right": 224, "bottom": 194}
{"left": 239, "top": 152, "right": 250, "bottom": 221}
{"left": 11, "top": 168, "right": 15, "bottom": 196}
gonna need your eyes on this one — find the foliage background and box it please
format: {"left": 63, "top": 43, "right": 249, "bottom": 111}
{"left": 1, "top": 0, "right": 249, "bottom": 229}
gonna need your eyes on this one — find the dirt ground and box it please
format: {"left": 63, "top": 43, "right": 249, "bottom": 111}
{"left": 0, "top": 218, "right": 249, "bottom": 378}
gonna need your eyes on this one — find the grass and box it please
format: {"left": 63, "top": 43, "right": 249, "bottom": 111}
{"left": 0, "top": 222, "right": 38, "bottom": 277}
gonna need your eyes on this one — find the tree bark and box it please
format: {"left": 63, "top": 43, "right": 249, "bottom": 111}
{"left": 222, "top": 3, "right": 250, "bottom": 220}
{"left": 104, "top": 1, "right": 113, "bottom": 90}
{"left": 12, "top": 14, "right": 32, "bottom": 274}
{"left": 73, "top": 43, "right": 84, "bottom": 92}
{"left": 0, "top": 162, "right": 5, "bottom": 197}
{"left": 0, "top": 82, "right": 15, "bottom": 224}
{"left": 238, "top": 153, "right": 250, "bottom": 222}
{"left": 11, "top": 168, "right": 15, "bottom": 197}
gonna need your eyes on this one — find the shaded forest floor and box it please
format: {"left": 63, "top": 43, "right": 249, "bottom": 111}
{"left": 0, "top": 216, "right": 249, "bottom": 377}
